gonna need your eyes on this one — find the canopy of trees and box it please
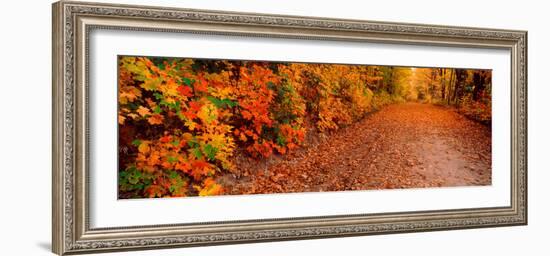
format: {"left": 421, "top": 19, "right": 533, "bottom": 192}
{"left": 117, "top": 56, "right": 491, "bottom": 198}
{"left": 407, "top": 67, "right": 492, "bottom": 123}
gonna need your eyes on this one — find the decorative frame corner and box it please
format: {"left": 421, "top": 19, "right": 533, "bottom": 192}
{"left": 52, "top": 1, "right": 527, "bottom": 255}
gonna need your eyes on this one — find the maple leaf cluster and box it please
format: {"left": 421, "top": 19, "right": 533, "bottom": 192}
{"left": 119, "top": 57, "right": 309, "bottom": 198}
{"left": 117, "top": 57, "right": 412, "bottom": 198}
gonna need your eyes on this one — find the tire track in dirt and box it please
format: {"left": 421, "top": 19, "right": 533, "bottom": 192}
{"left": 222, "top": 102, "right": 491, "bottom": 195}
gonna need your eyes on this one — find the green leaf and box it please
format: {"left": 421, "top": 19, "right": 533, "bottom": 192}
{"left": 133, "top": 183, "right": 145, "bottom": 190}
{"left": 276, "top": 134, "right": 286, "bottom": 146}
{"left": 207, "top": 96, "right": 237, "bottom": 109}
{"left": 159, "top": 100, "right": 179, "bottom": 110}
{"left": 206, "top": 96, "right": 222, "bottom": 107}
{"left": 131, "top": 139, "right": 142, "bottom": 147}
{"left": 191, "top": 147, "right": 203, "bottom": 159}
{"left": 153, "top": 92, "right": 163, "bottom": 100}
{"left": 167, "top": 156, "right": 178, "bottom": 164}
{"left": 128, "top": 171, "right": 141, "bottom": 185}
{"left": 203, "top": 144, "right": 218, "bottom": 161}
{"left": 183, "top": 77, "right": 193, "bottom": 86}
{"left": 119, "top": 170, "right": 128, "bottom": 179}
{"left": 169, "top": 171, "right": 178, "bottom": 179}
{"left": 226, "top": 100, "right": 238, "bottom": 107}
{"left": 187, "top": 140, "right": 197, "bottom": 148}
{"left": 176, "top": 110, "right": 186, "bottom": 120}
{"left": 157, "top": 62, "right": 165, "bottom": 70}
{"left": 153, "top": 105, "right": 162, "bottom": 114}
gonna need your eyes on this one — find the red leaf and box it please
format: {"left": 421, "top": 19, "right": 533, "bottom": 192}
{"left": 159, "top": 135, "right": 171, "bottom": 143}
{"left": 195, "top": 79, "right": 208, "bottom": 93}
{"left": 177, "top": 85, "right": 193, "bottom": 97}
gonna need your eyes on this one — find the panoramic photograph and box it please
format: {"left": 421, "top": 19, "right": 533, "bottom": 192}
{"left": 117, "top": 56, "right": 492, "bottom": 199}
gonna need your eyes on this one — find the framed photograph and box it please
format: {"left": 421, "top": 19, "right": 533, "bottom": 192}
{"left": 52, "top": 1, "right": 527, "bottom": 255}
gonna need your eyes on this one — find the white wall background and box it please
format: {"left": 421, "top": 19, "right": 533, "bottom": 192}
{"left": 0, "top": 0, "right": 547, "bottom": 255}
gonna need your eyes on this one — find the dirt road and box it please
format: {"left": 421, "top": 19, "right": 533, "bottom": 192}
{"left": 224, "top": 102, "right": 492, "bottom": 194}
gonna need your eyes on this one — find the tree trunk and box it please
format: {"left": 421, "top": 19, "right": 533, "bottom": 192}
{"left": 430, "top": 69, "right": 437, "bottom": 98}
{"left": 447, "top": 69, "right": 455, "bottom": 104}
{"left": 453, "top": 69, "right": 466, "bottom": 106}
{"left": 472, "top": 70, "right": 486, "bottom": 101}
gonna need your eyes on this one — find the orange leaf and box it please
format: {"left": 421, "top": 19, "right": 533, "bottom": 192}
{"left": 175, "top": 161, "right": 191, "bottom": 173}
{"left": 241, "top": 110, "right": 252, "bottom": 120}
{"left": 147, "top": 114, "right": 164, "bottom": 125}
{"left": 145, "top": 185, "right": 164, "bottom": 198}
{"left": 192, "top": 160, "right": 210, "bottom": 170}
{"left": 190, "top": 160, "right": 212, "bottom": 179}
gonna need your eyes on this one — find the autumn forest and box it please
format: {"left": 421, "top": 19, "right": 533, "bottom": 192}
{"left": 118, "top": 56, "right": 492, "bottom": 199}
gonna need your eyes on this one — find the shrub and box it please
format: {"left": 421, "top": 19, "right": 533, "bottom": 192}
{"left": 118, "top": 57, "right": 403, "bottom": 198}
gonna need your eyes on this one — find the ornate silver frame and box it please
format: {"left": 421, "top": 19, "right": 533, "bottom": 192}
{"left": 52, "top": 1, "right": 527, "bottom": 255}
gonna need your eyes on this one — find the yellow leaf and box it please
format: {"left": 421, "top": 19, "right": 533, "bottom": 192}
{"left": 119, "top": 86, "right": 141, "bottom": 104}
{"left": 197, "top": 102, "right": 218, "bottom": 124}
{"left": 184, "top": 119, "right": 197, "bottom": 130}
{"left": 197, "top": 178, "right": 223, "bottom": 196}
{"left": 118, "top": 114, "right": 126, "bottom": 125}
{"left": 138, "top": 142, "right": 150, "bottom": 154}
{"left": 163, "top": 80, "right": 179, "bottom": 97}
{"left": 164, "top": 97, "right": 176, "bottom": 104}
{"left": 127, "top": 113, "right": 139, "bottom": 119}
{"left": 137, "top": 106, "right": 151, "bottom": 117}
{"left": 211, "top": 86, "right": 234, "bottom": 99}
{"left": 140, "top": 77, "right": 161, "bottom": 91}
